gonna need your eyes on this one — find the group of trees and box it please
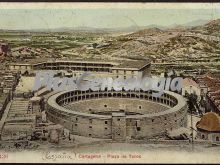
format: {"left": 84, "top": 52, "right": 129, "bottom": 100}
{"left": 164, "top": 69, "right": 206, "bottom": 116}
{"left": 186, "top": 92, "right": 204, "bottom": 116}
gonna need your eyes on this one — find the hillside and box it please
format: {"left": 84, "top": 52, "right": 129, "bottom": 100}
{"left": 192, "top": 19, "right": 220, "bottom": 36}
{"left": 82, "top": 19, "right": 220, "bottom": 61}
{"left": 1, "top": 19, "right": 220, "bottom": 63}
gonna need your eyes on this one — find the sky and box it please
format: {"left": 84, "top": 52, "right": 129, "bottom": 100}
{"left": 0, "top": 3, "right": 220, "bottom": 30}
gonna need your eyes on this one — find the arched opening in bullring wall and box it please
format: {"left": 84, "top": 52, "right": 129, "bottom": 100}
{"left": 22, "top": 70, "right": 29, "bottom": 76}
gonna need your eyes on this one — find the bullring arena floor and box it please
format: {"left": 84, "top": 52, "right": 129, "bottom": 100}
{"left": 64, "top": 98, "right": 170, "bottom": 115}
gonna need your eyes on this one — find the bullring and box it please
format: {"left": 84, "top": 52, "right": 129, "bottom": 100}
{"left": 46, "top": 89, "right": 187, "bottom": 141}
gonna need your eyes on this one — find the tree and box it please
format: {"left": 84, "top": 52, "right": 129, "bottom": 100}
{"left": 187, "top": 93, "right": 198, "bottom": 114}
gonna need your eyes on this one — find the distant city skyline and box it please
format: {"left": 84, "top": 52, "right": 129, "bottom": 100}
{"left": 0, "top": 3, "right": 220, "bottom": 30}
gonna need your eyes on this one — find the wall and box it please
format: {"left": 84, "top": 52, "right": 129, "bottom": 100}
{"left": 140, "top": 64, "right": 151, "bottom": 77}
{"left": 46, "top": 109, "right": 112, "bottom": 139}
{"left": 112, "top": 113, "right": 126, "bottom": 141}
{"left": 46, "top": 90, "right": 187, "bottom": 140}
{"left": 197, "top": 131, "right": 220, "bottom": 143}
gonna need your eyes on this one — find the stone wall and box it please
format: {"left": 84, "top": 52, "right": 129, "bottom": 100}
{"left": 46, "top": 90, "right": 187, "bottom": 140}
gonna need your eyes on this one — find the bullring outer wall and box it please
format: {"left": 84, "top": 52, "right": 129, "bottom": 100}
{"left": 46, "top": 90, "right": 187, "bottom": 140}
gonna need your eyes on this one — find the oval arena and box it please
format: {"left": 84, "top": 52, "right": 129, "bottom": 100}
{"left": 46, "top": 90, "right": 187, "bottom": 141}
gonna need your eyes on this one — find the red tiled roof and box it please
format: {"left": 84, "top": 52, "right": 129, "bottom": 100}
{"left": 182, "top": 78, "right": 199, "bottom": 88}
{"left": 196, "top": 112, "right": 220, "bottom": 132}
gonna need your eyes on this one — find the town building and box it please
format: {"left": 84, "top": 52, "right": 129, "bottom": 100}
{"left": 8, "top": 58, "right": 151, "bottom": 79}
{"left": 0, "top": 42, "right": 9, "bottom": 57}
{"left": 0, "top": 99, "right": 36, "bottom": 141}
{"left": 196, "top": 112, "right": 220, "bottom": 143}
{"left": 182, "top": 78, "right": 201, "bottom": 98}
{"left": 0, "top": 70, "right": 19, "bottom": 121}
{"left": 196, "top": 74, "right": 220, "bottom": 115}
